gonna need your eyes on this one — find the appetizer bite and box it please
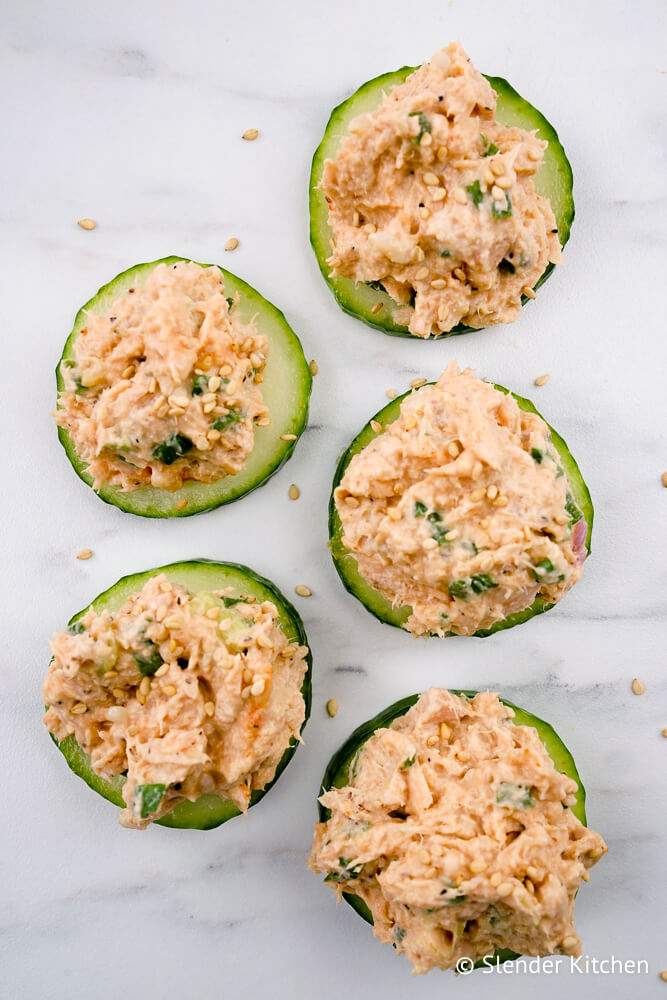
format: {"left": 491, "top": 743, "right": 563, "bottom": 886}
{"left": 55, "top": 258, "right": 311, "bottom": 516}
{"left": 310, "top": 689, "right": 606, "bottom": 974}
{"left": 310, "top": 42, "right": 573, "bottom": 338}
{"left": 44, "top": 561, "right": 311, "bottom": 829}
{"left": 330, "top": 364, "right": 592, "bottom": 637}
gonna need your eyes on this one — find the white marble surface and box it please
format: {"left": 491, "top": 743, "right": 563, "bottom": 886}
{"left": 2, "top": 1, "right": 666, "bottom": 996}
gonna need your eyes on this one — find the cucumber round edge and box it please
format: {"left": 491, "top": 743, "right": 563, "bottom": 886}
{"left": 317, "top": 690, "right": 586, "bottom": 968}
{"left": 56, "top": 256, "right": 312, "bottom": 518}
{"left": 309, "top": 66, "right": 574, "bottom": 339}
{"left": 49, "top": 559, "right": 313, "bottom": 830}
{"left": 329, "top": 384, "right": 593, "bottom": 635}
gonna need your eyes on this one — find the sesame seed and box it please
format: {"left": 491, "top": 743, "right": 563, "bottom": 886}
{"left": 309, "top": 359, "right": 318, "bottom": 376}
{"left": 486, "top": 484, "right": 498, "bottom": 500}
{"left": 422, "top": 538, "right": 438, "bottom": 551}
{"left": 496, "top": 882, "right": 513, "bottom": 898}
{"left": 295, "top": 584, "right": 312, "bottom": 598}
{"left": 437, "top": 146, "right": 448, "bottom": 162}
{"left": 470, "top": 488, "right": 485, "bottom": 502}
{"left": 415, "top": 266, "right": 429, "bottom": 280}
{"left": 453, "top": 188, "right": 467, "bottom": 204}
{"left": 208, "top": 375, "right": 221, "bottom": 392}
{"left": 430, "top": 278, "right": 447, "bottom": 289}
{"left": 175, "top": 499, "right": 188, "bottom": 511}
{"left": 220, "top": 363, "right": 233, "bottom": 377}
{"left": 631, "top": 677, "right": 646, "bottom": 695}
{"left": 70, "top": 702, "right": 87, "bottom": 715}
{"left": 386, "top": 388, "right": 397, "bottom": 399}
{"left": 493, "top": 496, "right": 508, "bottom": 508}
{"left": 410, "top": 377, "right": 427, "bottom": 389}
{"left": 136, "top": 692, "right": 146, "bottom": 706}
{"left": 76, "top": 549, "right": 93, "bottom": 561}
{"left": 496, "top": 174, "right": 513, "bottom": 189}
{"left": 426, "top": 734, "right": 438, "bottom": 747}
{"left": 155, "top": 663, "right": 169, "bottom": 677}
{"left": 121, "top": 365, "right": 136, "bottom": 379}
{"left": 371, "top": 301, "right": 383, "bottom": 314}
{"left": 280, "top": 433, "right": 297, "bottom": 441}
{"left": 444, "top": 529, "right": 459, "bottom": 541}
{"left": 453, "top": 267, "right": 466, "bottom": 282}
{"left": 661, "top": 472, "right": 667, "bottom": 487}
{"left": 469, "top": 859, "right": 487, "bottom": 874}
{"left": 242, "top": 128, "right": 259, "bottom": 141}
{"left": 431, "top": 187, "right": 447, "bottom": 202}
{"left": 326, "top": 698, "right": 338, "bottom": 718}
{"left": 522, "top": 286, "right": 536, "bottom": 299}
{"left": 112, "top": 687, "right": 125, "bottom": 700}
{"left": 163, "top": 685, "right": 177, "bottom": 697}
{"left": 370, "top": 419, "right": 382, "bottom": 433}
{"left": 204, "top": 701, "right": 215, "bottom": 716}
{"left": 423, "top": 172, "right": 439, "bottom": 186}
{"left": 241, "top": 686, "right": 251, "bottom": 699}
{"left": 251, "top": 678, "right": 265, "bottom": 696}
{"left": 107, "top": 706, "right": 127, "bottom": 722}
{"left": 421, "top": 133, "right": 432, "bottom": 147}
{"left": 419, "top": 206, "right": 430, "bottom": 220}
{"left": 533, "top": 373, "right": 550, "bottom": 387}
{"left": 490, "top": 159, "right": 504, "bottom": 177}
{"left": 440, "top": 722, "right": 451, "bottom": 741}
{"left": 224, "top": 237, "right": 239, "bottom": 251}
{"left": 447, "top": 441, "right": 460, "bottom": 458}
{"left": 288, "top": 483, "right": 300, "bottom": 500}
{"left": 77, "top": 218, "right": 97, "bottom": 231}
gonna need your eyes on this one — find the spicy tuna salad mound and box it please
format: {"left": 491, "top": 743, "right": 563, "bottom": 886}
{"left": 321, "top": 42, "right": 561, "bottom": 338}
{"left": 43, "top": 575, "right": 309, "bottom": 828}
{"left": 335, "top": 364, "right": 588, "bottom": 637}
{"left": 310, "top": 689, "right": 606, "bottom": 974}
{"left": 56, "top": 261, "right": 269, "bottom": 492}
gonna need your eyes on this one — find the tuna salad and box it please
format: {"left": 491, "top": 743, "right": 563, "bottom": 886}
{"left": 310, "top": 689, "right": 607, "bottom": 974}
{"left": 43, "top": 575, "right": 309, "bottom": 828}
{"left": 320, "top": 42, "right": 561, "bottom": 338}
{"left": 334, "top": 364, "right": 588, "bottom": 637}
{"left": 56, "top": 261, "right": 269, "bottom": 492}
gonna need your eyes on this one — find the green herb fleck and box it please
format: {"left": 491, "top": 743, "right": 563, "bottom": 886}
{"left": 481, "top": 135, "right": 499, "bottom": 157}
{"left": 223, "top": 596, "right": 244, "bottom": 608}
{"left": 226, "top": 296, "right": 234, "bottom": 309}
{"left": 408, "top": 110, "right": 432, "bottom": 144}
{"left": 133, "top": 640, "right": 163, "bottom": 677}
{"left": 74, "top": 376, "right": 87, "bottom": 395}
{"left": 401, "top": 755, "right": 416, "bottom": 769}
{"left": 212, "top": 410, "right": 244, "bottom": 432}
{"left": 531, "top": 447, "right": 544, "bottom": 464}
{"left": 469, "top": 573, "right": 498, "bottom": 594}
{"left": 137, "top": 783, "right": 166, "bottom": 819}
{"left": 325, "top": 857, "right": 363, "bottom": 883}
{"left": 152, "top": 433, "right": 194, "bottom": 465}
{"left": 414, "top": 501, "right": 427, "bottom": 518}
{"left": 466, "top": 180, "right": 484, "bottom": 207}
{"left": 448, "top": 579, "right": 470, "bottom": 600}
{"left": 565, "top": 494, "right": 582, "bottom": 526}
{"left": 496, "top": 782, "right": 534, "bottom": 809}
{"left": 532, "top": 558, "right": 555, "bottom": 579}
{"left": 393, "top": 926, "right": 406, "bottom": 944}
{"left": 431, "top": 523, "right": 449, "bottom": 545}
{"left": 447, "top": 894, "right": 468, "bottom": 904}
{"left": 68, "top": 621, "right": 85, "bottom": 635}
{"left": 366, "top": 280, "right": 386, "bottom": 293}
{"left": 440, "top": 249, "right": 451, "bottom": 258}
{"left": 426, "top": 510, "right": 442, "bottom": 523}
{"left": 491, "top": 193, "right": 513, "bottom": 219}
{"left": 192, "top": 374, "right": 208, "bottom": 396}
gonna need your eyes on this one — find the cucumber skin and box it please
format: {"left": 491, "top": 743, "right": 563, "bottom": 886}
{"left": 329, "top": 384, "right": 593, "bottom": 636}
{"left": 310, "top": 67, "right": 574, "bottom": 339}
{"left": 56, "top": 256, "right": 312, "bottom": 518}
{"left": 317, "top": 691, "right": 587, "bottom": 968}
{"left": 49, "top": 560, "right": 312, "bottom": 830}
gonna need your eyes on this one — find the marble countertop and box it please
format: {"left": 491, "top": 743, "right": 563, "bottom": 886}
{"left": 3, "top": 1, "right": 666, "bottom": 997}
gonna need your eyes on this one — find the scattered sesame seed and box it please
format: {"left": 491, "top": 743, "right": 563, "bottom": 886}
{"left": 486, "top": 484, "right": 499, "bottom": 500}
{"left": 121, "top": 365, "right": 136, "bottom": 380}
{"left": 447, "top": 441, "right": 460, "bottom": 458}
{"left": 163, "top": 685, "right": 177, "bottom": 697}
{"left": 490, "top": 159, "right": 504, "bottom": 177}
{"left": 410, "top": 377, "right": 427, "bottom": 389}
{"left": 431, "top": 187, "right": 447, "bottom": 202}
{"left": 77, "top": 218, "right": 97, "bottom": 231}
{"left": 76, "top": 549, "right": 93, "bottom": 561}
{"left": 371, "top": 301, "right": 383, "bottom": 314}
{"left": 631, "top": 677, "right": 646, "bottom": 695}
{"left": 251, "top": 678, "right": 265, "bottom": 696}
{"left": 496, "top": 174, "right": 513, "bottom": 189}
{"left": 419, "top": 206, "right": 430, "bottom": 220}
{"left": 204, "top": 701, "right": 215, "bottom": 717}
{"left": 295, "top": 584, "right": 312, "bottom": 598}
{"left": 533, "top": 373, "right": 550, "bottom": 387}
{"left": 522, "top": 286, "right": 536, "bottom": 299}
{"left": 326, "top": 698, "right": 338, "bottom": 718}
{"left": 422, "top": 538, "right": 438, "bottom": 551}
{"left": 309, "top": 359, "right": 319, "bottom": 376}
{"left": 224, "top": 237, "right": 239, "bottom": 251}
{"left": 242, "top": 128, "right": 259, "bottom": 141}
{"left": 208, "top": 375, "right": 222, "bottom": 392}
{"left": 70, "top": 703, "right": 87, "bottom": 715}
{"left": 386, "top": 388, "right": 397, "bottom": 399}
{"left": 496, "top": 882, "right": 513, "bottom": 898}
{"left": 107, "top": 706, "right": 127, "bottom": 723}
{"left": 444, "top": 529, "right": 459, "bottom": 541}
{"left": 370, "top": 419, "right": 382, "bottom": 433}
{"left": 430, "top": 278, "right": 447, "bottom": 289}
{"left": 452, "top": 267, "right": 466, "bottom": 282}
{"left": 453, "top": 187, "right": 467, "bottom": 204}
{"left": 241, "top": 686, "right": 251, "bottom": 700}
{"left": 423, "top": 172, "right": 439, "bottom": 186}
{"left": 440, "top": 722, "right": 451, "bottom": 741}
{"left": 139, "top": 676, "right": 151, "bottom": 697}
{"left": 280, "top": 433, "right": 297, "bottom": 441}
{"left": 288, "top": 483, "right": 300, "bottom": 501}
{"left": 493, "top": 496, "right": 508, "bottom": 508}
{"left": 175, "top": 498, "right": 188, "bottom": 511}
{"left": 155, "top": 663, "right": 169, "bottom": 677}
{"left": 112, "top": 687, "right": 125, "bottom": 700}
{"left": 426, "top": 735, "right": 438, "bottom": 747}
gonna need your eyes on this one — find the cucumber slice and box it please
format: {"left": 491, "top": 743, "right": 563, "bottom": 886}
{"left": 318, "top": 691, "right": 586, "bottom": 968}
{"left": 49, "top": 560, "right": 312, "bottom": 830}
{"left": 329, "top": 384, "right": 592, "bottom": 635}
{"left": 56, "top": 257, "right": 312, "bottom": 517}
{"left": 310, "top": 66, "right": 574, "bottom": 338}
